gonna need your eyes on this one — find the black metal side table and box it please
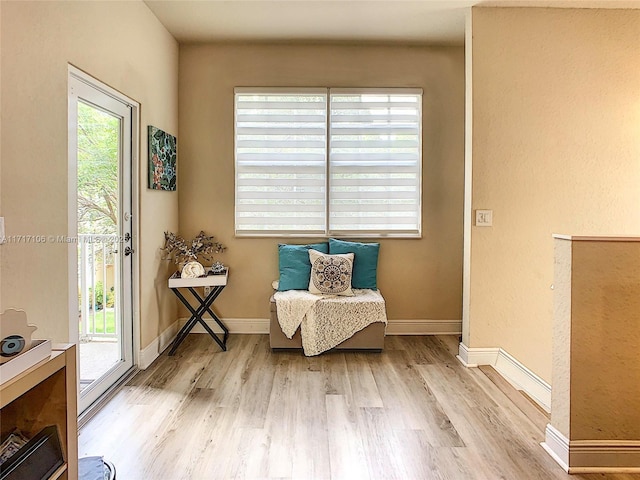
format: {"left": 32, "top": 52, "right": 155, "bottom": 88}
{"left": 167, "top": 269, "right": 229, "bottom": 355}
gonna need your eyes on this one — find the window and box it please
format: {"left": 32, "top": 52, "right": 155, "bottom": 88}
{"left": 235, "top": 88, "right": 422, "bottom": 237}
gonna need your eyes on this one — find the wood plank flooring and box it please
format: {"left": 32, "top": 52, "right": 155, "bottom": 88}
{"left": 79, "top": 334, "right": 640, "bottom": 479}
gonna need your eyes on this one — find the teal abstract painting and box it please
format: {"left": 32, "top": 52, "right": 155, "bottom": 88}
{"left": 148, "top": 125, "right": 177, "bottom": 191}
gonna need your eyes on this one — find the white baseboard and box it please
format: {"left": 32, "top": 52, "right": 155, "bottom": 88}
{"left": 570, "top": 441, "right": 640, "bottom": 472}
{"left": 456, "top": 343, "right": 499, "bottom": 367}
{"left": 457, "top": 342, "right": 551, "bottom": 412}
{"left": 386, "top": 319, "right": 462, "bottom": 335}
{"left": 542, "top": 424, "right": 570, "bottom": 472}
{"left": 179, "top": 317, "right": 462, "bottom": 336}
{"left": 138, "top": 322, "right": 179, "bottom": 369}
{"left": 179, "top": 317, "right": 269, "bottom": 334}
{"left": 543, "top": 424, "right": 640, "bottom": 473}
{"left": 493, "top": 349, "right": 551, "bottom": 412}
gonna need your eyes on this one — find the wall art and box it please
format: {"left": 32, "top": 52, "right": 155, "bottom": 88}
{"left": 148, "top": 125, "right": 177, "bottom": 191}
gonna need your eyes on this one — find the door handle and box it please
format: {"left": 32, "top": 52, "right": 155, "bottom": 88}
{"left": 124, "top": 246, "right": 134, "bottom": 256}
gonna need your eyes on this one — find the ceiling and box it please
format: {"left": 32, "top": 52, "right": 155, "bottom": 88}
{"left": 144, "top": 0, "right": 640, "bottom": 45}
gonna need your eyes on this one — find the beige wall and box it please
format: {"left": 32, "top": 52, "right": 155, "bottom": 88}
{"left": 469, "top": 8, "right": 640, "bottom": 382}
{"left": 0, "top": 1, "right": 179, "bottom": 350}
{"left": 179, "top": 44, "right": 465, "bottom": 321}
{"left": 552, "top": 237, "right": 640, "bottom": 443}
{"left": 570, "top": 239, "right": 640, "bottom": 440}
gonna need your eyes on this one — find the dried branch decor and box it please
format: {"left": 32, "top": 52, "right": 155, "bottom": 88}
{"left": 162, "top": 231, "right": 225, "bottom": 266}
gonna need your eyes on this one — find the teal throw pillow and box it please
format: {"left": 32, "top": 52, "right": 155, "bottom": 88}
{"left": 328, "top": 238, "right": 379, "bottom": 289}
{"left": 278, "top": 243, "right": 329, "bottom": 291}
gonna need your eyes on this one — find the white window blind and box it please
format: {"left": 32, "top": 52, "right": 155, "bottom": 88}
{"left": 235, "top": 88, "right": 422, "bottom": 237}
{"left": 329, "top": 89, "right": 422, "bottom": 235}
{"left": 235, "top": 89, "right": 328, "bottom": 234}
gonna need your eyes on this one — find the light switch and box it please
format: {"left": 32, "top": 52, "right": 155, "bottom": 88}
{"left": 475, "top": 210, "right": 493, "bottom": 227}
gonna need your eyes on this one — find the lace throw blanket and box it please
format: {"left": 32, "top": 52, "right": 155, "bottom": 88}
{"left": 274, "top": 289, "right": 387, "bottom": 356}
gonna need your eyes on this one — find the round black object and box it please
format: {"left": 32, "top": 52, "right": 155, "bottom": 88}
{"left": 1, "top": 335, "right": 26, "bottom": 357}
{"left": 104, "top": 460, "right": 116, "bottom": 479}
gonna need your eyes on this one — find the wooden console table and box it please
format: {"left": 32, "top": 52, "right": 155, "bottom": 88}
{"left": 168, "top": 270, "right": 229, "bottom": 355}
{"left": 0, "top": 344, "right": 78, "bottom": 480}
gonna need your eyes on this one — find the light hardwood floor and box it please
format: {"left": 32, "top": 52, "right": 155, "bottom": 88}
{"left": 79, "top": 334, "right": 640, "bottom": 480}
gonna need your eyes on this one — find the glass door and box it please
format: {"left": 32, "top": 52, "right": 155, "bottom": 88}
{"left": 69, "top": 71, "right": 135, "bottom": 413}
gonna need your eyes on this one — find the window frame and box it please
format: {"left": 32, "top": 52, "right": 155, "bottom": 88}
{"left": 234, "top": 87, "right": 423, "bottom": 239}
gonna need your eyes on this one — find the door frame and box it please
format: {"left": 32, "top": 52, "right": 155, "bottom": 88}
{"left": 67, "top": 65, "right": 140, "bottom": 412}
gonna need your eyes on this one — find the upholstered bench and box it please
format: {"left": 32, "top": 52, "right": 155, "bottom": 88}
{"left": 269, "top": 295, "right": 386, "bottom": 351}
{"left": 271, "top": 238, "right": 386, "bottom": 354}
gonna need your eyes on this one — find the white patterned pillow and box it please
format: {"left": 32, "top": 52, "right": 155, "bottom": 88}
{"left": 308, "top": 249, "right": 355, "bottom": 296}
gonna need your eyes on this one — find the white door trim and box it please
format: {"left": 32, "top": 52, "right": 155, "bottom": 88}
{"left": 67, "top": 65, "right": 140, "bottom": 413}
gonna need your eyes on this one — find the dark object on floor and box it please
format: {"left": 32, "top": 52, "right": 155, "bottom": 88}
{"left": 79, "top": 456, "right": 116, "bottom": 480}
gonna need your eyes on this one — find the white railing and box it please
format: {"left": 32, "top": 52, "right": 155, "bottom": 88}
{"left": 79, "top": 234, "right": 119, "bottom": 341}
